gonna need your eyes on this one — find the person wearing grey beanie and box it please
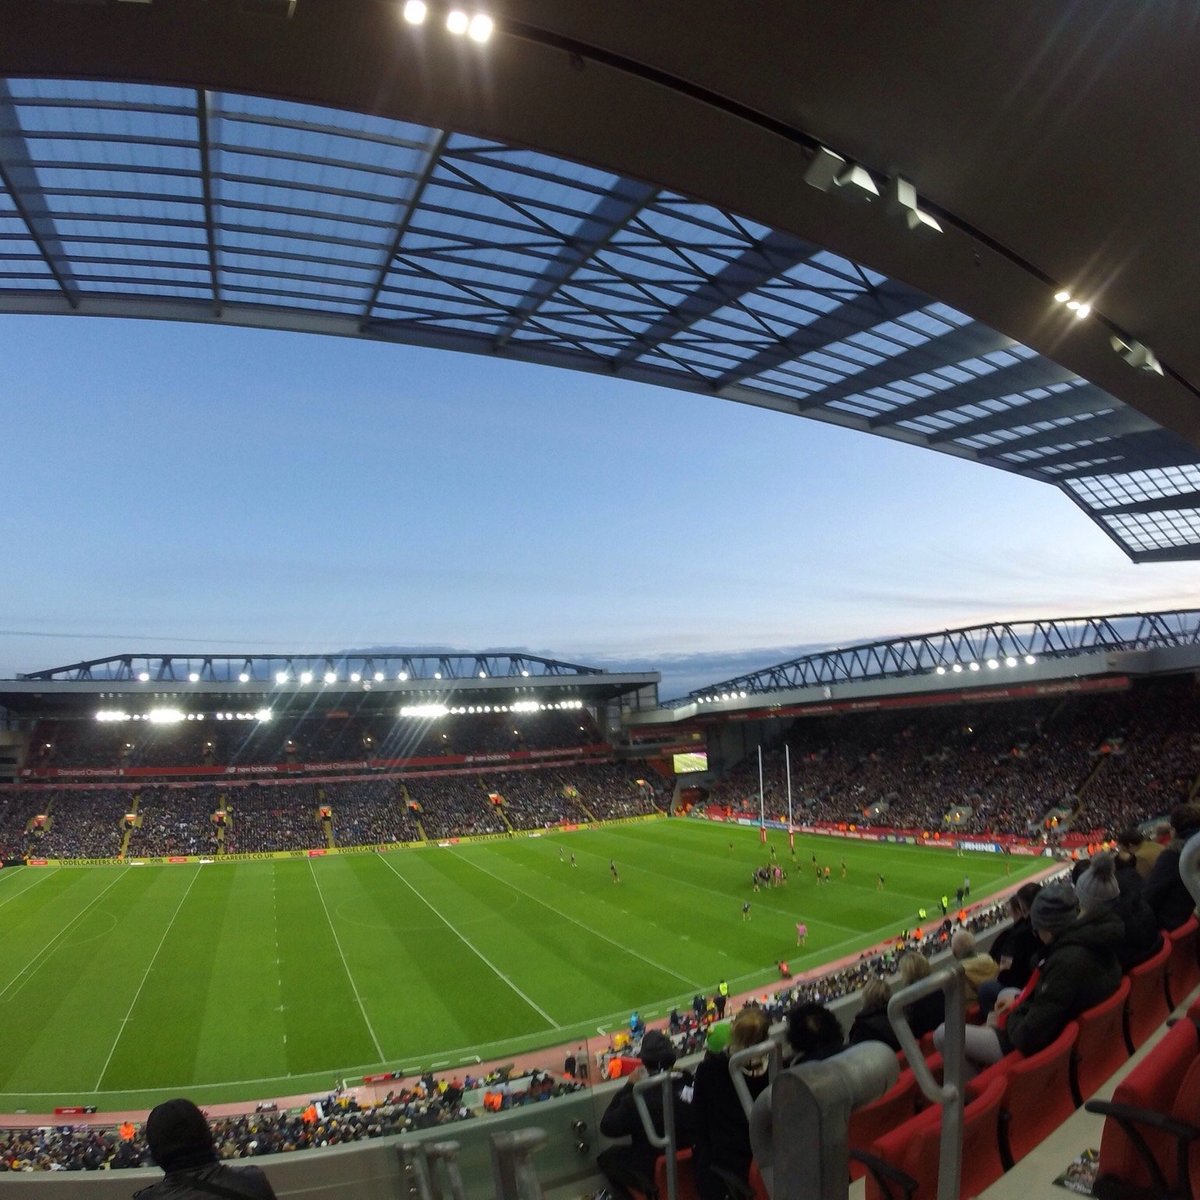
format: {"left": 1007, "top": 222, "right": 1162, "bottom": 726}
{"left": 1030, "top": 882, "right": 1081, "bottom": 934}
{"left": 1081, "top": 851, "right": 1164, "bottom": 971}
{"left": 1075, "top": 856, "right": 1121, "bottom": 912}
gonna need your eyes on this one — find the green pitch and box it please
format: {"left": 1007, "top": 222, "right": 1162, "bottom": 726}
{"left": 0, "top": 820, "right": 1042, "bottom": 1110}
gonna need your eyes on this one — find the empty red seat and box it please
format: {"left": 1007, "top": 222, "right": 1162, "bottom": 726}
{"left": 858, "top": 1074, "right": 1007, "bottom": 1200}
{"left": 848, "top": 1069, "right": 919, "bottom": 1180}
{"left": 1124, "top": 938, "right": 1171, "bottom": 1051}
{"left": 1089, "top": 1017, "right": 1200, "bottom": 1198}
{"left": 975, "top": 1021, "right": 1078, "bottom": 1166}
{"left": 1072, "top": 976, "right": 1132, "bottom": 1105}
{"left": 1165, "top": 915, "right": 1200, "bottom": 1009}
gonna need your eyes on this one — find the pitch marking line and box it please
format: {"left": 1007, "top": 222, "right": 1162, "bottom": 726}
{"left": 456, "top": 848, "right": 705, "bottom": 991}
{"left": 376, "top": 854, "right": 559, "bottom": 1029}
{"left": 94, "top": 867, "right": 203, "bottom": 1091}
{"left": 0, "top": 869, "right": 128, "bottom": 1004}
{"left": 0, "top": 865, "right": 57, "bottom": 913}
{"left": 308, "top": 858, "right": 386, "bottom": 1065}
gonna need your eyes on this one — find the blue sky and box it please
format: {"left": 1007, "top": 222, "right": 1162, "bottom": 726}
{"left": 4, "top": 315, "right": 1199, "bottom": 698}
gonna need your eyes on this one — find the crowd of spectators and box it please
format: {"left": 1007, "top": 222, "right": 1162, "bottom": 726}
{"left": 404, "top": 774, "right": 507, "bottom": 839}
{"left": 222, "top": 786, "right": 324, "bottom": 854}
{"left": 27, "top": 711, "right": 603, "bottom": 774}
{"left": 0, "top": 1063, "right": 590, "bottom": 1172}
{"left": 328, "top": 779, "right": 422, "bottom": 846}
{"left": 131, "top": 786, "right": 223, "bottom": 857}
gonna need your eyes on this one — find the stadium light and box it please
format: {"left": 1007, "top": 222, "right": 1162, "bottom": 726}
{"left": 275, "top": 671, "right": 289, "bottom": 684}
{"left": 968, "top": 662, "right": 980, "bottom": 671}
{"left": 986, "top": 659, "right": 999, "bottom": 669}
{"left": 238, "top": 672, "right": 250, "bottom": 684}
{"left": 935, "top": 666, "right": 946, "bottom": 676}
{"left": 398, "top": 671, "right": 409, "bottom": 681}
{"left": 374, "top": 671, "right": 385, "bottom": 682}
{"left": 188, "top": 672, "right": 200, "bottom": 683}
{"left": 137, "top": 671, "right": 151, "bottom": 683}
{"left": 147, "top": 708, "right": 185, "bottom": 724}
{"left": 323, "top": 671, "right": 338, "bottom": 684}
{"left": 400, "top": 703, "right": 450, "bottom": 718}
{"left": 467, "top": 12, "right": 493, "bottom": 41}
{"left": 885, "top": 176, "right": 942, "bottom": 235}
{"left": 434, "top": 671, "right": 442, "bottom": 680}
{"left": 479, "top": 671, "right": 487, "bottom": 678}
{"left": 401, "top": 0, "right": 427, "bottom": 23}
{"left": 1111, "top": 335, "right": 1163, "bottom": 375}
{"left": 350, "top": 672, "right": 361, "bottom": 683}
{"left": 446, "top": 8, "right": 469, "bottom": 34}
{"left": 521, "top": 670, "right": 530, "bottom": 677}
{"left": 1005, "top": 656, "right": 1018, "bottom": 667}
{"left": 299, "top": 671, "right": 314, "bottom": 684}
{"left": 1024, "top": 654, "right": 1037, "bottom": 665}
{"left": 951, "top": 664, "right": 963, "bottom": 673}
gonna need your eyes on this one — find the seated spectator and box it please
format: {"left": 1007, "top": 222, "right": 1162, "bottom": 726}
{"left": 1117, "top": 826, "right": 1165, "bottom": 881}
{"left": 950, "top": 930, "right": 998, "bottom": 1007}
{"left": 597, "top": 1030, "right": 697, "bottom": 1200}
{"left": 979, "top": 882, "right": 1041, "bottom": 1015}
{"left": 137, "top": 1098, "right": 277, "bottom": 1199}
{"left": 1078, "top": 850, "right": 1162, "bottom": 971}
{"left": 1144, "top": 803, "right": 1200, "bottom": 931}
{"left": 937, "top": 881, "right": 1123, "bottom": 1074}
{"left": 893, "top": 950, "right": 944, "bottom": 1038}
{"left": 691, "top": 1006, "right": 771, "bottom": 1200}
{"left": 785, "top": 1002, "right": 844, "bottom": 1065}
{"left": 847, "top": 978, "right": 898, "bottom": 1051}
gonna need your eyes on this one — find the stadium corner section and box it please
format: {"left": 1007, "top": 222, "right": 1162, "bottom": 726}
{"left": 18, "top": 812, "right": 667, "bottom": 868}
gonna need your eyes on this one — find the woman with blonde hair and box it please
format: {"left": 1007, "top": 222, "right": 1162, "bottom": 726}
{"left": 691, "top": 1005, "right": 772, "bottom": 1200}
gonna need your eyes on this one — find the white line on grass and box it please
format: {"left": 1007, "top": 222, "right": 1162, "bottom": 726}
{"left": 0, "top": 866, "right": 57, "bottom": 912}
{"left": 376, "top": 854, "right": 559, "bottom": 1029}
{"left": 93, "top": 867, "right": 202, "bottom": 1091}
{"left": 453, "top": 848, "right": 705, "bottom": 990}
{"left": 307, "top": 858, "right": 386, "bottom": 1064}
{"left": 0, "top": 869, "right": 127, "bottom": 1004}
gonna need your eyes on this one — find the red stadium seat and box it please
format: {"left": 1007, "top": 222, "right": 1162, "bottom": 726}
{"left": 857, "top": 1074, "right": 1007, "bottom": 1200}
{"left": 848, "top": 1069, "right": 919, "bottom": 1180}
{"left": 974, "top": 1022, "right": 1078, "bottom": 1167}
{"left": 628, "top": 1148, "right": 700, "bottom": 1200}
{"left": 1088, "top": 1017, "right": 1200, "bottom": 1200}
{"left": 1124, "top": 939, "right": 1171, "bottom": 1051}
{"left": 1165, "top": 915, "right": 1200, "bottom": 1009}
{"left": 1072, "top": 976, "right": 1132, "bottom": 1105}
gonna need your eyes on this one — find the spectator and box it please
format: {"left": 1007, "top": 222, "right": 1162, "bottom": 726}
{"left": 1144, "top": 803, "right": 1200, "bottom": 931}
{"left": 784, "top": 1002, "right": 844, "bottom": 1065}
{"left": 847, "top": 978, "right": 898, "bottom": 1051}
{"left": 1078, "top": 850, "right": 1162, "bottom": 971}
{"left": 136, "top": 1098, "right": 276, "bottom": 1199}
{"left": 950, "top": 930, "right": 998, "bottom": 1008}
{"left": 1117, "top": 826, "right": 1165, "bottom": 881}
{"left": 893, "top": 951, "right": 944, "bottom": 1039}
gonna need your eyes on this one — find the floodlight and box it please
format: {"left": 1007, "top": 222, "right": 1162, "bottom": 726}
{"left": 935, "top": 666, "right": 946, "bottom": 676}
{"left": 446, "top": 8, "right": 468, "bottom": 34}
{"left": 324, "top": 671, "right": 338, "bottom": 684}
{"left": 398, "top": 671, "right": 408, "bottom": 681}
{"left": 986, "top": 659, "right": 999, "bottom": 669}
{"left": 467, "top": 12, "right": 493, "bottom": 41}
{"left": 434, "top": 671, "right": 442, "bottom": 680}
{"left": 1024, "top": 654, "right": 1037, "bottom": 665}
{"left": 834, "top": 163, "right": 879, "bottom": 201}
{"left": 374, "top": 671, "right": 385, "bottom": 682}
{"left": 350, "top": 672, "right": 361, "bottom": 683}
{"left": 1065, "top": 300, "right": 1080, "bottom": 311}
{"left": 521, "top": 670, "right": 530, "bottom": 677}
{"left": 804, "top": 146, "right": 846, "bottom": 192}
{"left": 137, "top": 671, "right": 151, "bottom": 683}
{"left": 275, "top": 671, "right": 289, "bottom": 684}
{"left": 238, "top": 672, "right": 250, "bottom": 683}
{"left": 968, "top": 662, "right": 980, "bottom": 671}
{"left": 188, "top": 672, "right": 200, "bottom": 683}
{"left": 402, "top": 0, "right": 427, "bottom": 23}
{"left": 479, "top": 671, "right": 487, "bottom": 678}
{"left": 1005, "top": 656, "right": 1018, "bottom": 667}
{"left": 148, "top": 708, "right": 185, "bottom": 724}
{"left": 1074, "top": 303, "right": 1091, "bottom": 319}
{"left": 1054, "top": 290, "right": 1071, "bottom": 303}
{"left": 299, "top": 671, "right": 314, "bottom": 684}
{"left": 885, "top": 176, "right": 941, "bottom": 234}
{"left": 951, "top": 664, "right": 963, "bottom": 673}
{"left": 1110, "top": 336, "right": 1163, "bottom": 375}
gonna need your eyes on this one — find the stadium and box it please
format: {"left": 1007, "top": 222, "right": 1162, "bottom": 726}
{"left": 1, "top": 3, "right": 1200, "bottom": 1199}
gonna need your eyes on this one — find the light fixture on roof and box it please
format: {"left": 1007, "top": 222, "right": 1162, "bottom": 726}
{"left": 350, "top": 672, "right": 362, "bottom": 683}
{"left": 467, "top": 12, "right": 493, "bottom": 41}
{"left": 1005, "top": 656, "right": 1018, "bottom": 667}
{"left": 1110, "top": 336, "right": 1163, "bottom": 376}
{"left": 402, "top": 0, "right": 428, "bottom": 23}
{"left": 803, "top": 147, "right": 879, "bottom": 201}
{"left": 238, "top": 672, "right": 250, "bottom": 683}
{"left": 137, "top": 671, "right": 151, "bottom": 682}
{"left": 299, "top": 671, "right": 314, "bottom": 684}
{"left": 323, "top": 671, "right": 338, "bottom": 684}
{"left": 446, "top": 8, "right": 469, "bottom": 34}
{"left": 188, "top": 672, "right": 200, "bottom": 683}
{"left": 398, "top": 671, "right": 409, "bottom": 681}
{"left": 1055, "top": 291, "right": 1092, "bottom": 319}
{"left": 951, "top": 664, "right": 963, "bottom": 674}
{"left": 935, "top": 666, "right": 946, "bottom": 676}
{"left": 986, "top": 659, "right": 999, "bottom": 669}
{"left": 1024, "top": 654, "right": 1037, "bottom": 665}
{"left": 373, "top": 671, "right": 385, "bottom": 682}
{"left": 968, "top": 662, "right": 980, "bottom": 672}
{"left": 885, "top": 177, "right": 942, "bottom": 235}
{"left": 275, "top": 671, "right": 289, "bottom": 684}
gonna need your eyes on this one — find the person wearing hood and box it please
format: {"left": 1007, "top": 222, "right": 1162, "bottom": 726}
{"left": 134, "top": 1099, "right": 277, "bottom": 1200}
{"left": 1143, "top": 803, "right": 1200, "bottom": 931}
{"left": 1077, "top": 851, "right": 1162, "bottom": 971}
{"left": 598, "top": 1030, "right": 697, "bottom": 1200}
{"left": 691, "top": 1007, "right": 771, "bottom": 1200}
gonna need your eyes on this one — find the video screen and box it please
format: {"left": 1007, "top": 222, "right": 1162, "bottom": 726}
{"left": 672, "top": 751, "right": 709, "bottom": 774}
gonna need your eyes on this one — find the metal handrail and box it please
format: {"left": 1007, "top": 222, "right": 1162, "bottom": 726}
{"left": 631, "top": 1070, "right": 682, "bottom": 1200}
{"left": 728, "top": 1035, "right": 785, "bottom": 1118}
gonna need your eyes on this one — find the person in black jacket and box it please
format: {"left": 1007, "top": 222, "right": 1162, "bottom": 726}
{"left": 691, "top": 1006, "right": 771, "bottom": 1200}
{"left": 1077, "top": 850, "right": 1162, "bottom": 971}
{"left": 848, "top": 979, "right": 899, "bottom": 1051}
{"left": 979, "top": 882, "right": 1042, "bottom": 1016}
{"left": 1143, "top": 803, "right": 1200, "bottom": 931}
{"left": 894, "top": 950, "right": 944, "bottom": 1038}
{"left": 134, "top": 1099, "right": 277, "bottom": 1200}
{"left": 785, "top": 1001, "right": 845, "bottom": 1065}
{"left": 598, "top": 1030, "right": 697, "bottom": 1200}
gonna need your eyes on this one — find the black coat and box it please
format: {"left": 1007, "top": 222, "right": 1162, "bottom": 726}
{"left": 600, "top": 1067, "right": 698, "bottom": 1182}
{"left": 1111, "top": 862, "right": 1164, "bottom": 970}
{"left": 1143, "top": 843, "right": 1197, "bottom": 932}
{"left": 992, "top": 917, "right": 1040, "bottom": 990}
{"left": 1005, "top": 907, "right": 1124, "bottom": 1056}
{"left": 134, "top": 1163, "right": 277, "bottom": 1200}
{"left": 848, "top": 1007, "right": 900, "bottom": 1052}
{"left": 691, "top": 1050, "right": 769, "bottom": 1190}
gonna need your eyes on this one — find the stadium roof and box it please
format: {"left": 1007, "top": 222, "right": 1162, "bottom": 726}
{"left": 1, "top": 2, "right": 1199, "bottom": 560}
